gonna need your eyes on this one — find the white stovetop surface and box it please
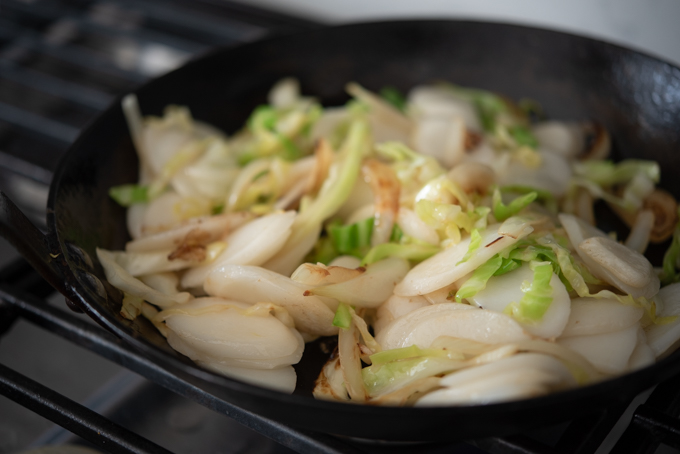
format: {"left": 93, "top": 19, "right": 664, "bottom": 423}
{"left": 238, "top": 0, "right": 680, "bottom": 66}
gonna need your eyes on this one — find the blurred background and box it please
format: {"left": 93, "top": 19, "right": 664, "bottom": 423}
{"left": 236, "top": 0, "right": 680, "bottom": 65}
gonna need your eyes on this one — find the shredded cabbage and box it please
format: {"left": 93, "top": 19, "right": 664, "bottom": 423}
{"left": 457, "top": 229, "right": 482, "bottom": 265}
{"left": 264, "top": 119, "right": 369, "bottom": 274}
{"left": 328, "top": 217, "right": 374, "bottom": 257}
{"left": 109, "top": 184, "right": 149, "bottom": 207}
{"left": 361, "top": 243, "right": 440, "bottom": 266}
{"left": 572, "top": 159, "right": 660, "bottom": 211}
{"left": 661, "top": 208, "right": 680, "bottom": 285}
{"left": 492, "top": 188, "right": 538, "bottom": 222}
{"left": 454, "top": 254, "right": 504, "bottom": 303}
{"left": 101, "top": 79, "right": 678, "bottom": 406}
{"left": 379, "top": 86, "right": 407, "bottom": 112}
{"left": 362, "top": 349, "right": 461, "bottom": 397}
{"left": 333, "top": 303, "right": 352, "bottom": 329}
{"left": 238, "top": 101, "right": 322, "bottom": 165}
{"left": 573, "top": 159, "right": 660, "bottom": 186}
{"left": 505, "top": 261, "right": 554, "bottom": 323}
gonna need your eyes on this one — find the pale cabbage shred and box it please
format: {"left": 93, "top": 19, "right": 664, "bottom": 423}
{"left": 97, "top": 77, "right": 680, "bottom": 404}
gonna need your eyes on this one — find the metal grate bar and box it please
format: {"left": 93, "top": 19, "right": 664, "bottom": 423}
{"left": 0, "top": 259, "right": 55, "bottom": 297}
{"left": 166, "top": 0, "right": 324, "bottom": 34}
{"left": 471, "top": 434, "right": 560, "bottom": 454}
{"left": 115, "top": 0, "right": 268, "bottom": 44}
{"left": 0, "top": 60, "right": 113, "bottom": 111}
{"left": 0, "top": 362, "right": 174, "bottom": 454}
{"left": 1, "top": 0, "right": 68, "bottom": 26}
{"left": 71, "top": 14, "right": 208, "bottom": 55}
{"left": 611, "top": 371, "right": 680, "bottom": 453}
{"left": 0, "top": 20, "right": 22, "bottom": 44}
{"left": 0, "top": 103, "right": 80, "bottom": 145}
{"left": 0, "top": 151, "right": 53, "bottom": 186}
{"left": 12, "top": 34, "right": 149, "bottom": 84}
{"left": 555, "top": 403, "right": 630, "bottom": 453}
{"left": 0, "top": 294, "right": 19, "bottom": 337}
{"left": 634, "top": 405, "right": 680, "bottom": 450}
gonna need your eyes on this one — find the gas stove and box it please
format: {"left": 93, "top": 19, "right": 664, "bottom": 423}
{"left": 1, "top": 1, "right": 680, "bottom": 453}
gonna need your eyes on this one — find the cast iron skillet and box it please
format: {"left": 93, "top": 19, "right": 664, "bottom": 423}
{"left": 2, "top": 20, "right": 680, "bottom": 442}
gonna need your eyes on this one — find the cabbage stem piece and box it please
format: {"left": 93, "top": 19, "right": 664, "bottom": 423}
{"left": 455, "top": 255, "right": 502, "bottom": 303}
{"left": 125, "top": 212, "right": 253, "bottom": 253}
{"left": 531, "top": 121, "right": 585, "bottom": 159}
{"left": 625, "top": 210, "right": 654, "bottom": 253}
{"left": 332, "top": 303, "right": 352, "bottom": 329}
{"left": 181, "top": 210, "right": 295, "bottom": 289}
{"left": 308, "top": 257, "right": 409, "bottom": 308}
{"left": 147, "top": 139, "right": 206, "bottom": 200}
{"left": 558, "top": 323, "right": 640, "bottom": 375}
{"left": 573, "top": 159, "right": 659, "bottom": 187}
{"left": 363, "top": 355, "right": 462, "bottom": 398}
{"left": 572, "top": 159, "right": 660, "bottom": 212}
{"left": 349, "top": 307, "right": 381, "bottom": 354}
{"left": 513, "top": 339, "right": 599, "bottom": 383}
{"left": 361, "top": 243, "right": 440, "bottom": 266}
{"left": 265, "top": 120, "right": 369, "bottom": 275}
{"left": 661, "top": 209, "right": 680, "bottom": 285}
{"left": 291, "top": 262, "right": 365, "bottom": 287}
{"left": 122, "top": 94, "right": 150, "bottom": 175}
{"left": 362, "top": 158, "right": 400, "bottom": 246}
{"left": 370, "top": 377, "right": 441, "bottom": 406}
{"left": 578, "top": 236, "right": 659, "bottom": 300}
{"left": 327, "top": 216, "right": 374, "bottom": 257}
{"left": 139, "top": 272, "right": 181, "bottom": 298}
{"left": 505, "top": 261, "right": 554, "bottom": 323}
{"left": 395, "top": 218, "right": 534, "bottom": 296}
{"left": 109, "top": 184, "right": 149, "bottom": 207}
{"left": 107, "top": 249, "right": 199, "bottom": 276}
{"left": 374, "top": 294, "right": 431, "bottom": 338}
{"left": 338, "top": 317, "right": 368, "bottom": 402}
{"left": 492, "top": 188, "right": 537, "bottom": 222}
{"left": 201, "top": 362, "right": 297, "bottom": 393}
{"left": 415, "top": 353, "right": 575, "bottom": 406}
{"left": 396, "top": 207, "right": 439, "bottom": 245}
{"left": 313, "top": 357, "right": 349, "bottom": 401}
{"left": 121, "top": 293, "right": 144, "bottom": 320}
{"left": 469, "top": 262, "right": 571, "bottom": 339}
{"left": 645, "top": 283, "right": 680, "bottom": 357}
{"left": 96, "top": 248, "right": 191, "bottom": 309}
{"left": 158, "top": 298, "right": 303, "bottom": 392}
{"left": 204, "top": 264, "right": 338, "bottom": 336}
{"left": 346, "top": 82, "right": 413, "bottom": 140}
{"left": 561, "top": 297, "right": 643, "bottom": 337}
{"left": 376, "top": 303, "right": 530, "bottom": 350}
{"left": 367, "top": 343, "right": 521, "bottom": 403}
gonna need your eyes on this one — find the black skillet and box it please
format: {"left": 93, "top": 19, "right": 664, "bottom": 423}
{"left": 2, "top": 20, "right": 680, "bottom": 442}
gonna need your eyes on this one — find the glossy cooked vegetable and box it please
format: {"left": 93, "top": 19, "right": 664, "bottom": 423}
{"left": 99, "top": 78, "right": 680, "bottom": 404}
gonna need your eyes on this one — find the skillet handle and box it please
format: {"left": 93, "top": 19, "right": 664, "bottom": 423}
{"left": 0, "top": 191, "right": 79, "bottom": 310}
